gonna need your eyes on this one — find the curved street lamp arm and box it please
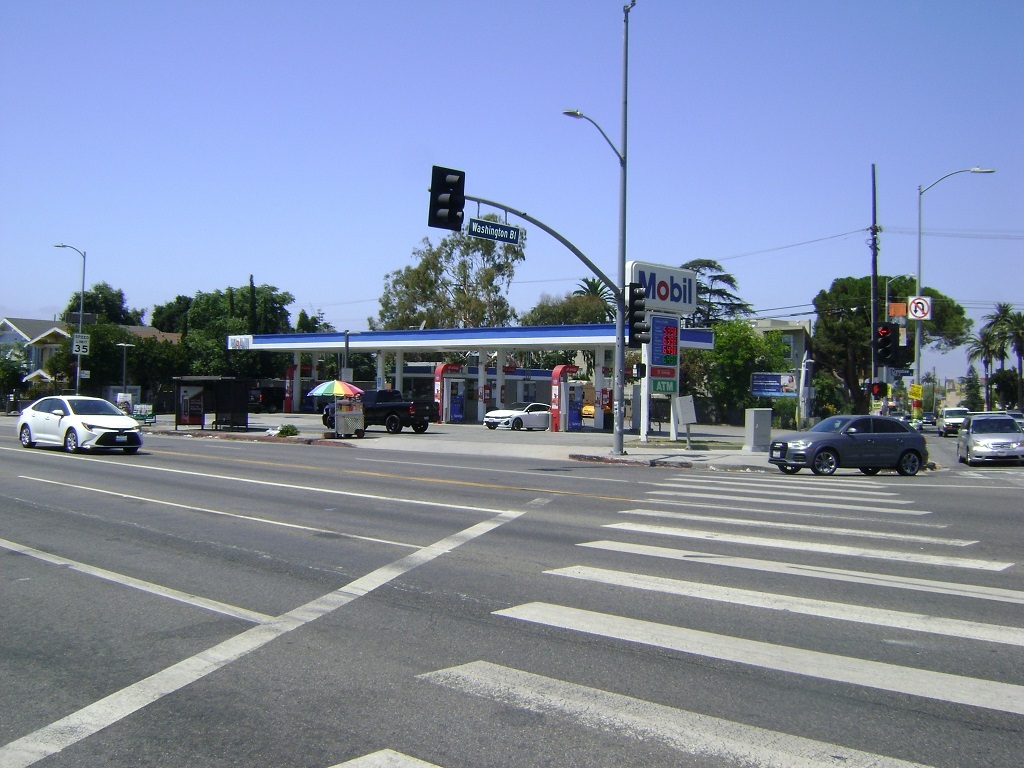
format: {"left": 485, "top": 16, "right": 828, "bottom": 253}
{"left": 562, "top": 110, "right": 624, "bottom": 166}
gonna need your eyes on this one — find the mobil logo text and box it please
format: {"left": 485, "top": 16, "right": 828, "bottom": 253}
{"left": 627, "top": 260, "right": 697, "bottom": 316}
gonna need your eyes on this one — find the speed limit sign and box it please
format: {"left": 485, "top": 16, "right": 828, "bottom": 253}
{"left": 908, "top": 296, "right": 932, "bottom": 321}
{"left": 72, "top": 333, "right": 91, "bottom": 355}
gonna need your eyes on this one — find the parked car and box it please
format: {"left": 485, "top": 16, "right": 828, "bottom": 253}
{"left": 768, "top": 414, "right": 928, "bottom": 476}
{"left": 922, "top": 411, "right": 936, "bottom": 426}
{"left": 17, "top": 395, "right": 143, "bottom": 454}
{"left": 582, "top": 402, "right": 611, "bottom": 418}
{"left": 937, "top": 407, "right": 970, "bottom": 437}
{"left": 483, "top": 402, "right": 550, "bottom": 431}
{"left": 956, "top": 414, "right": 1024, "bottom": 466}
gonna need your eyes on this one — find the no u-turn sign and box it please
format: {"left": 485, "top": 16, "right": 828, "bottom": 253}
{"left": 908, "top": 296, "right": 932, "bottom": 320}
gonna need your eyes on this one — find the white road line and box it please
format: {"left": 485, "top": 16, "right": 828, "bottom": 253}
{"left": 636, "top": 496, "right": 947, "bottom": 527}
{"left": 580, "top": 540, "right": 1024, "bottom": 605}
{"left": 330, "top": 749, "right": 442, "bottom": 767}
{"left": 652, "top": 474, "right": 889, "bottom": 491}
{"left": 650, "top": 478, "right": 902, "bottom": 498}
{"left": 494, "top": 603, "right": 1024, "bottom": 716}
{"left": 19, "top": 476, "right": 422, "bottom": 550}
{"left": 0, "top": 509, "right": 525, "bottom": 768}
{"left": 605, "top": 522, "right": 1013, "bottom": 571}
{"left": 648, "top": 489, "right": 922, "bottom": 513}
{"left": 620, "top": 508, "right": 974, "bottom": 546}
{"left": 0, "top": 537, "right": 272, "bottom": 624}
{"left": 419, "top": 661, "right": 934, "bottom": 768}
{"left": 547, "top": 566, "right": 1024, "bottom": 647}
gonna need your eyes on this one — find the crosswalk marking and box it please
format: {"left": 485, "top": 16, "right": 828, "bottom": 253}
{"left": 650, "top": 477, "right": 904, "bottom": 498}
{"left": 330, "top": 750, "right": 441, "bottom": 767}
{"left": 580, "top": 540, "right": 1024, "bottom": 604}
{"left": 619, "top": 508, "right": 974, "bottom": 546}
{"left": 547, "top": 565, "right": 1024, "bottom": 647}
{"left": 605, "top": 522, "right": 1013, "bottom": 570}
{"left": 494, "top": 602, "right": 1024, "bottom": 716}
{"left": 420, "top": 661, "right": 935, "bottom": 768}
{"left": 647, "top": 489, "right": 925, "bottom": 514}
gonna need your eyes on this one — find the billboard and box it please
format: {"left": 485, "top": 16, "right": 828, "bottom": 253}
{"left": 751, "top": 372, "right": 799, "bottom": 398}
{"left": 627, "top": 260, "right": 697, "bottom": 316}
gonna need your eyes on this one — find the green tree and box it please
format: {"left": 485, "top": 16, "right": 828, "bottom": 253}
{"left": 813, "top": 276, "right": 970, "bottom": 413}
{"left": 64, "top": 282, "right": 146, "bottom": 326}
{"left": 962, "top": 365, "right": 984, "bottom": 411}
{"left": 1004, "top": 310, "right": 1024, "bottom": 407}
{"left": 702, "top": 320, "right": 789, "bottom": 424}
{"left": 572, "top": 277, "right": 615, "bottom": 321}
{"left": 520, "top": 292, "right": 609, "bottom": 374}
{"left": 46, "top": 320, "right": 138, "bottom": 395}
{"left": 679, "top": 259, "right": 752, "bottom": 327}
{"left": 371, "top": 213, "right": 525, "bottom": 330}
{"left": 1, "top": 343, "right": 27, "bottom": 396}
{"left": 185, "top": 282, "right": 294, "bottom": 377}
{"left": 151, "top": 295, "right": 193, "bottom": 334}
{"left": 982, "top": 302, "right": 1014, "bottom": 371}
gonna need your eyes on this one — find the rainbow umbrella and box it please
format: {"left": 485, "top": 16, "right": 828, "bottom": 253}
{"left": 307, "top": 380, "right": 363, "bottom": 398}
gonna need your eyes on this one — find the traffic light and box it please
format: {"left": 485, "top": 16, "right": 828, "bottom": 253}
{"left": 626, "top": 282, "right": 651, "bottom": 348}
{"left": 874, "top": 322, "right": 896, "bottom": 362}
{"left": 427, "top": 165, "right": 466, "bottom": 231}
{"left": 870, "top": 381, "right": 888, "bottom": 399}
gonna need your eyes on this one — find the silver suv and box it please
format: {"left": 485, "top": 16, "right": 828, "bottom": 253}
{"left": 938, "top": 407, "right": 969, "bottom": 437}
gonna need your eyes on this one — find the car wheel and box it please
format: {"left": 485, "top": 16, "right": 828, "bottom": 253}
{"left": 355, "top": 429, "right": 365, "bottom": 438}
{"left": 511, "top": 417, "right": 523, "bottom": 431}
{"left": 778, "top": 465, "right": 800, "bottom": 475}
{"left": 896, "top": 450, "right": 922, "bottom": 476}
{"left": 486, "top": 423, "right": 498, "bottom": 430}
{"left": 123, "top": 447, "right": 139, "bottom": 455}
{"left": 385, "top": 414, "right": 403, "bottom": 433}
{"left": 860, "top": 467, "right": 881, "bottom": 475}
{"left": 412, "top": 421, "right": 429, "bottom": 433}
{"left": 19, "top": 425, "right": 35, "bottom": 448}
{"left": 810, "top": 449, "right": 838, "bottom": 476}
{"left": 63, "top": 429, "right": 80, "bottom": 453}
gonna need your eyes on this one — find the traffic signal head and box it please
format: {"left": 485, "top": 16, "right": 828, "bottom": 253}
{"left": 427, "top": 165, "right": 466, "bottom": 231}
{"left": 870, "top": 381, "right": 888, "bottom": 399}
{"left": 874, "top": 322, "right": 896, "bottom": 362}
{"left": 627, "top": 282, "right": 651, "bottom": 348}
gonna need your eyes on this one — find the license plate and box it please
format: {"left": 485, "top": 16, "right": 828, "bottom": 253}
{"left": 770, "top": 449, "right": 781, "bottom": 458}
{"left": 115, "top": 435, "right": 127, "bottom": 443}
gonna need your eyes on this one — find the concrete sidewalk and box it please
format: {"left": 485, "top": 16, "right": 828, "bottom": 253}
{"left": 143, "top": 412, "right": 774, "bottom": 472}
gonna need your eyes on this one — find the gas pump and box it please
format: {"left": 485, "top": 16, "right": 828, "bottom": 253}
{"left": 446, "top": 379, "right": 466, "bottom": 423}
{"left": 549, "top": 365, "right": 580, "bottom": 432}
{"left": 565, "top": 381, "right": 584, "bottom": 432}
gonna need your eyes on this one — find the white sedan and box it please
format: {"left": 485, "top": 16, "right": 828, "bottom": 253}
{"left": 483, "top": 402, "right": 550, "bottom": 431}
{"left": 17, "top": 395, "right": 143, "bottom": 454}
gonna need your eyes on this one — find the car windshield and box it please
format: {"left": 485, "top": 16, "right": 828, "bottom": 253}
{"left": 972, "top": 418, "right": 1021, "bottom": 434}
{"left": 508, "top": 403, "right": 531, "bottom": 410}
{"left": 67, "top": 399, "right": 124, "bottom": 417}
{"left": 945, "top": 409, "right": 969, "bottom": 417}
{"left": 808, "top": 416, "right": 853, "bottom": 434}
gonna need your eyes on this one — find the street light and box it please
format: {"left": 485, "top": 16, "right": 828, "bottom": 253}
{"left": 562, "top": 0, "right": 636, "bottom": 456}
{"left": 798, "top": 354, "right": 815, "bottom": 428}
{"left": 115, "top": 342, "right": 135, "bottom": 397}
{"left": 914, "top": 167, "right": 995, "bottom": 386}
{"left": 53, "top": 243, "right": 86, "bottom": 394}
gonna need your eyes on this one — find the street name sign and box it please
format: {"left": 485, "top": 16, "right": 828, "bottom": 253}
{"left": 468, "top": 218, "right": 521, "bottom": 245}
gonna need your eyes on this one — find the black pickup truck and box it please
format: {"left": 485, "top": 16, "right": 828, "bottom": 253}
{"left": 322, "top": 389, "right": 438, "bottom": 434}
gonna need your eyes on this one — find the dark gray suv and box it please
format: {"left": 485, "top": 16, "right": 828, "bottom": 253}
{"left": 769, "top": 414, "right": 928, "bottom": 476}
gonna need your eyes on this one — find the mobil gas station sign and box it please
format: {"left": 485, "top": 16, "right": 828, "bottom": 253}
{"left": 627, "top": 260, "right": 697, "bottom": 316}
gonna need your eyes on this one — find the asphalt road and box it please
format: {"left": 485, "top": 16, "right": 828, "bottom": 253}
{"left": 1, "top": 427, "right": 1022, "bottom": 768}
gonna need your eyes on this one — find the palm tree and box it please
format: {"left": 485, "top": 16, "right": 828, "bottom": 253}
{"left": 966, "top": 326, "right": 1000, "bottom": 410}
{"left": 1004, "top": 310, "right": 1024, "bottom": 407}
{"left": 983, "top": 302, "right": 1014, "bottom": 371}
{"left": 572, "top": 277, "right": 615, "bottom": 321}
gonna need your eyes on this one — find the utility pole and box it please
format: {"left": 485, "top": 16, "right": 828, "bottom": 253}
{"left": 869, "top": 164, "right": 880, "bottom": 382}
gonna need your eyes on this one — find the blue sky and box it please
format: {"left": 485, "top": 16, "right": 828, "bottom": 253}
{"left": 2, "top": 1, "right": 1020, "bottom": 382}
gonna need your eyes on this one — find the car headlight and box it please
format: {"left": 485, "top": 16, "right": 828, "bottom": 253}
{"left": 788, "top": 439, "right": 813, "bottom": 450}
{"left": 81, "top": 423, "right": 100, "bottom": 432}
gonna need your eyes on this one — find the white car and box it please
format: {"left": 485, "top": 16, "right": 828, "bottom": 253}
{"left": 483, "top": 402, "right": 550, "bottom": 431}
{"left": 17, "top": 395, "right": 143, "bottom": 454}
